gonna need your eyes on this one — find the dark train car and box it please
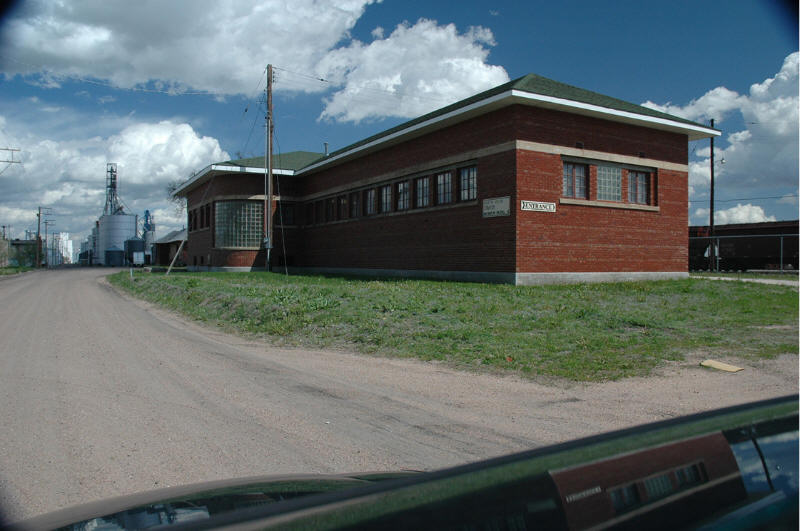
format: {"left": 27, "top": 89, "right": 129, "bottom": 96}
{"left": 689, "top": 220, "right": 799, "bottom": 271}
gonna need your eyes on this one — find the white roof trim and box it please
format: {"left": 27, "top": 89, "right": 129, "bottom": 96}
{"left": 173, "top": 164, "right": 294, "bottom": 196}
{"left": 509, "top": 90, "right": 720, "bottom": 141}
{"left": 299, "top": 91, "right": 514, "bottom": 173}
{"left": 299, "top": 88, "right": 719, "bottom": 174}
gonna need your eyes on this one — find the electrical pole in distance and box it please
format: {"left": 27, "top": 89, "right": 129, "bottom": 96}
{"left": 709, "top": 118, "right": 716, "bottom": 272}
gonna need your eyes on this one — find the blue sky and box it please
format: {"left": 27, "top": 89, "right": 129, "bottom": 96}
{"left": 0, "top": 0, "right": 797, "bottom": 242}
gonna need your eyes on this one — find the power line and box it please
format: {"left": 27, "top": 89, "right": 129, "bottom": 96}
{"left": 689, "top": 194, "right": 798, "bottom": 203}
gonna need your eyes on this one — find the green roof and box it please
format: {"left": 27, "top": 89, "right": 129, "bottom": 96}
{"left": 319, "top": 73, "right": 715, "bottom": 163}
{"left": 220, "top": 151, "right": 324, "bottom": 171}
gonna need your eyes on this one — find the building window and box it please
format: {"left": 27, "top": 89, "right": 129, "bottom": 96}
{"left": 380, "top": 184, "right": 392, "bottom": 213}
{"left": 214, "top": 200, "right": 263, "bottom": 248}
{"left": 365, "top": 189, "right": 377, "bottom": 215}
{"left": 396, "top": 181, "right": 410, "bottom": 210}
{"left": 597, "top": 165, "right": 622, "bottom": 201}
{"left": 338, "top": 195, "right": 347, "bottom": 219}
{"left": 416, "top": 176, "right": 430, "bottom": 208}
{"left": 629, "top": 171, "right": 650, "bottom": 204}
{"left": 350, "top": 192, "right": 361, "bottom": 218}
{"left": 459, "top": 166, "right": 477, "bottom": 201}
{"left": 326, "top": 198, "right": 335, "bottom": 221}
{"left": 436, "top": 171, "right": 452, "bottom": 204}
{"left": 315, "top": 201, "right": 323, "bottom": 223}
{"left": 563, "top": 163, "right": 588, "bottom": 199}
{"left": 278, "top": 203, "right": 295, "bottom": 226}
{"left": 305, "top": 203, "right": 314, "bottom": 225}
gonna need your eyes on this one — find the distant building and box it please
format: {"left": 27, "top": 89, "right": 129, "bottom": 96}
{"left": 175, "top": 74, "right": 718, "bottom": 284}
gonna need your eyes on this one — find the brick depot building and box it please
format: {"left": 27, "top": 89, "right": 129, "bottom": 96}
{"left": 174, "top": 74, "right": 719, "bottom": 284}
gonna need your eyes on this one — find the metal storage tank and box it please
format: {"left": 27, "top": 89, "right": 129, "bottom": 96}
{"left": 97, "top": 214, "right": 136, "bottom": 265}
{"left": 124, "top": 237, "right": 145, "bottom": 264}
{"left": 104, "top": 245, "right": 125, "bottom": 267}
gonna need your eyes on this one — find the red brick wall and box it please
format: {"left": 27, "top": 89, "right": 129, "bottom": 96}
{"left": 515, "top": 150, "right": 688, "bottom": 273}
{"left": 184, "top": 103, "right": 690, "bottom": 275}
{"left": 295, "top": 150, "right": 517, "bottom": 272}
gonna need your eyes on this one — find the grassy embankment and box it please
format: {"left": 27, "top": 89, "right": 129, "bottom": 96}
{"left": 109, "top": 271, "right": 798, "bottom": 381}
{"left": 0, "top": 266, "right": 33, "bottom": 276}
{"left": 690, "top": 271, "right": 799, "bottom": 282}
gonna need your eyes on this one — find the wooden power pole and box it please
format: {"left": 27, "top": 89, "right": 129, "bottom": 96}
{"left": 264, "top": 64, "right": 274, "bottom": 271}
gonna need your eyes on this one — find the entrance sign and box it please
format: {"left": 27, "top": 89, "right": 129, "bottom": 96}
{"left": 521, "top": 200, "right": 556, "bottom": 213}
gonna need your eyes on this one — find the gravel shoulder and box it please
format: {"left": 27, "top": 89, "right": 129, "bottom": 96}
{"left": 1, "top": 269, "right": 796, "bottom": 524}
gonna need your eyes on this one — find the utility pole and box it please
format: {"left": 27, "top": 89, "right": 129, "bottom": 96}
{"left": 264, "top": 64, "right": 274, "bottom": 272}
{"left": 709, "top": 118, "right": 716, "bottom": 272}
{"left": 43, "top": 219, "right": 54, "bottom": 268}
{"left": 0, "top": 147, "right": 21, "bottom": 176}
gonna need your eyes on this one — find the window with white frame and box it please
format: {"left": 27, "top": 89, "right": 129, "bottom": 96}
{"left": 436, "top": 171, "right": 452, "bottom": 204}
{"left": 563, "top": 163, "right": 588, "bottom": 199}
{"left": 214, "top": 200, "right": 263, "bottom": 248}
{"left": 597, "top": 165, "right": 622, "bottom": 201}
{"left": 365, "top": 189, "right": 376, "bottom": 215}
{"left": 416, "top": 176, "right": 430, "bottom": 207}
{"left": 380, "top": 184, "right": 392, "bottom": 212}
{"left": 396, "top": 181, "right": 409, "bottom": 210}
{"left": 459, "top": 166, "right": 477, "bottom": 201}
{"left": 628, "top": 171, "right": 650, "bottom": 204}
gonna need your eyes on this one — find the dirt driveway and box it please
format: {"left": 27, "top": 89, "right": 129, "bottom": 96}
{"left": 0, "top": 268, "right": 796, "bottom": 524}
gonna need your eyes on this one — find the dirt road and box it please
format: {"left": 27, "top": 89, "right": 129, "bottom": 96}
{"left": 0, "top": 268, "right": 796, "bottom": 523}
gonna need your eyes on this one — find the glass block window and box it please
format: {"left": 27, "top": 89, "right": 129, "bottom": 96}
{"left": 459, "top": 166, "right": 477, "bottom": 201}
{"left": 629, "top": 171, "right": 650, "bottom": 204}
{"left": 597, "top": 165, "right": 622, "bottom": 201}
{"left": 416, "top": 176, "right": 430, "bottom": 207}
{"left": 436, "top": 171, "right": 452, "bottom": 204}
{"left": 380, "top": 184, "right": 392, "bottom": 213}
{"left": 396, "top": 181, "right": 410, "bottom": 210}
{"left": 350, "top": 192, "right": 361, "bottom": 218}
{"left": 563, "top": 163, "right": 587, "bottom": 199}
{"left": 365, "top": 189, "right": 377, "bottom": 215}
{"left": 214, "top": 200, "right": 263, "bottom": 248}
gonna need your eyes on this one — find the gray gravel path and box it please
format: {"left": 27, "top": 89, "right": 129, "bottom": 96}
{"left": 0, "top": 268, "right": 796, "bottom": 524}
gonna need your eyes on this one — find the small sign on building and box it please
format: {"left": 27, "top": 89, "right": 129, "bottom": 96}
{"left": 521, "top": 200, "right": 556, "bottom": 213}
{"left": 482, "top": 196, "right": 511, "bottom": 218}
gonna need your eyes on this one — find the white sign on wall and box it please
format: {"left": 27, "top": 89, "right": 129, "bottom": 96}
{"left": 521, "top": 200, "right": 556, "bottom": 213}
{"left": 482, "top": 196, "right": 511, "bottom": 218}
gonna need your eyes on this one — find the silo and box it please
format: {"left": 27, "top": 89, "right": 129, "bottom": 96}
{"left": 97, "top": 213, "right": 136, "bottom": 265}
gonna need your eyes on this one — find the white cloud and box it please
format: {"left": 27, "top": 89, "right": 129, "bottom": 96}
{"left": 650, "top": 52, "right": 799, "bottom": 223}
{"left": 1, "top": 2, "right": 507, "bottom": 124}
{"left": 694, "top": 204, "right": 777, "bottom": 225}
{"left": 0, "top": 113, "right": 227, "bottom": 239}
{"left": 316, "top": 19, "right": 508, "bottom": 122}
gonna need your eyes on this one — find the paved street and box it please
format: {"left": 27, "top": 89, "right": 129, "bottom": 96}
{"left": 0, "top": 268, "right": 796, "bottom": 524}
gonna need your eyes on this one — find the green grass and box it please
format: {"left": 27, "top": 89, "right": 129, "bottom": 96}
{"left": 108, "top": 272, "right": 798, "bottom": 382}
{"left": 691, "top": 271, "right": 799, "bottom": 282}
{"left": 0, "top": 266, "right": 33, "bottom": 275}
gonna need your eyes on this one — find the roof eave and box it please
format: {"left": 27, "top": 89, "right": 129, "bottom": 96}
{"left": 173, "top": 164, "right": 295, "bottom": 197}
{"left": 298, "top": 90, "right": 719, "bottom": 175}
{"left": 508, "top": 90, "right": 720, "bottom": 141}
